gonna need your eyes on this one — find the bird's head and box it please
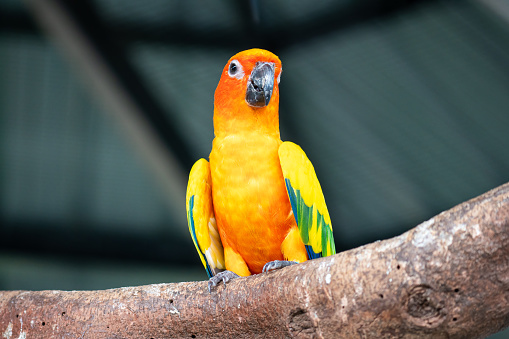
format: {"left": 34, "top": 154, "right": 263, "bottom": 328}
{"left": 213, "top": 49, "right": 282, "bottom": 137}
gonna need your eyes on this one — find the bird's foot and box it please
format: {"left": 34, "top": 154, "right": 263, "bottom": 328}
{"left": 262, "top": 260, "right": 298, "bottom": 273}
{"left": 208, "top": 270, "right": 240, "bottom": 292}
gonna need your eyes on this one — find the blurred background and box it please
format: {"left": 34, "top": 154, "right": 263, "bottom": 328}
{"left": 1, "top": 0, "right": 509, "bottom": 335}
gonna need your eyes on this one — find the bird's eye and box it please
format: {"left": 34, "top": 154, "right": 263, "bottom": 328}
{"left": 229, "top": 62, "right": 237, "bottom": 74}
{"left": 228, "top": 60, "right": 244, "bottom": 79}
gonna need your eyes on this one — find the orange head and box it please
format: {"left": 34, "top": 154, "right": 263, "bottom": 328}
{"left": 213, "top": 49, "right": 282, "bottom": 137}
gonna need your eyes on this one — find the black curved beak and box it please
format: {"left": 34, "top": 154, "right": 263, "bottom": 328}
{"left": 245, "top": 62, "right": 275, "bottom": 107}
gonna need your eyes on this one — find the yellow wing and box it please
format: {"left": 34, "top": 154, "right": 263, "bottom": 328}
{"left": 186, "top": 159, "right": 225, "bottom": 277}
{"left": 279, "top": 142, "right": 336, "bottom": 258}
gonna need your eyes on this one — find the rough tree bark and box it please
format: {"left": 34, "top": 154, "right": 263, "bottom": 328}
{"left": 1, "top": 183, "right": 509, "bottom": 339}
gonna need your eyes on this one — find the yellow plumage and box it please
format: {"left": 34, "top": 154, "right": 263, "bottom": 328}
{"left": 279, "top": 142, "right": 335, "bottom": 257}
{"left": 186, "top": 159, "right": 225, "bottom": 276}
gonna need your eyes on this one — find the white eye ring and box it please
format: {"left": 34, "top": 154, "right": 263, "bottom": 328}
{"left": 277, "top": 67, "right": 282, "bottom": 84}
{"left": 228, "top": 60, "right": 244, "bottom": 79}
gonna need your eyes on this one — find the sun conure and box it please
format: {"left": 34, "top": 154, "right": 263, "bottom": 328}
{"left": 186, "top": 49, "right": 336, "bottom": 290}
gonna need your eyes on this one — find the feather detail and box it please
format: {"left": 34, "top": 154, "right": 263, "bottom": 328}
{"left": 186, "top": 159, "right": 225, "bottom": 277}
{"left": 279, "top": 142, "right": 336, "bottom": 258}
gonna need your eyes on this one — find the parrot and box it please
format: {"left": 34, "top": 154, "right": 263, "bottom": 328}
{"left": 186, "top": 48, "right": 336, "bottom": 291}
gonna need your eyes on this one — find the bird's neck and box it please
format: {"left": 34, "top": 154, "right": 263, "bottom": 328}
{"left": 213, "top": 104, "right": 280, "bottom": 138}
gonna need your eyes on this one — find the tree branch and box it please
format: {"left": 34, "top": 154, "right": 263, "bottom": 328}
{"left": 1, "top": 183, "right": 509, "bottom": 338}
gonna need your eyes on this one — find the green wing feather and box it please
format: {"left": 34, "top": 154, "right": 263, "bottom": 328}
{"left": 186, "top": 159, "right": 225, "bottom": 277}
{"left": 279, "top": 142, "right": 336, "bottom": 258}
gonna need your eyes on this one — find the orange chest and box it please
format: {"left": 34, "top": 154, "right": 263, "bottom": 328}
{"left": 209, "top": 134, "right": 294, "bottom": 261}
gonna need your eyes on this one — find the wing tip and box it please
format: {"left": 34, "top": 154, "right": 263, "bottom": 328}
{"left": 305, "top": 245, "right": 322, "bottom": 259}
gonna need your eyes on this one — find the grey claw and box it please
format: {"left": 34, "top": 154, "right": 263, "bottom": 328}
{"left": 262, "top": 260, "right": 298, "bottom": 273}
{"left": 208, "top": 270, "right": 240, "bottom": 292}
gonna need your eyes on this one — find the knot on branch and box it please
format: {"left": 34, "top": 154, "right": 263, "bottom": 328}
{"left": 287, "top": 308, "right": 316, "bottom": 338}
{"left": 403, "top": 284, "right": 447, "bottom": 329}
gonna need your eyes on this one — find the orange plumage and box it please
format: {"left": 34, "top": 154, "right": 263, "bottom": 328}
{"left": 210, "top": 49, "right": 306, "bottom": 275}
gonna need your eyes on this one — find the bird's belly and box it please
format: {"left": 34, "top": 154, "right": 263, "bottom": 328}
{"left": 209, "top": 135, "right": 295, "bottom": 274}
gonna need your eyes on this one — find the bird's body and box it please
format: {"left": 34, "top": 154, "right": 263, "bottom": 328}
{"left": 210, "top": 133, "right": 299, "bottom": 274}
{"left": 186, "top": 49, "right": 335, "bottom": 282}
